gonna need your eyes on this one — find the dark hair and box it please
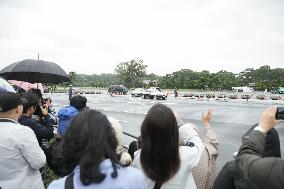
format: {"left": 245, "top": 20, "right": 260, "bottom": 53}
{"left": 70, "top": 95, "right": 87, "bottom": 111}
{"left": 140, "top": 103, "right": 180, "bottom": 185}
{"left": 21, "top": 92, "right": 40, "bottom": 114}
{"left": 28, "top": 88, "right": 43, "bottom": 99}
{"left": 61, "top": 109, "right": 121, "bottom": 185}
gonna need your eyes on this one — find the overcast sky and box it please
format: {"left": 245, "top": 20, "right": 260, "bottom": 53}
{"left": 0, "top": 0, "right": 283, "bottom": 76}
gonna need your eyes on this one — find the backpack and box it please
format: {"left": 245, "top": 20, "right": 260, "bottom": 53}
{"left": 46, "top": 137, "right": 63, "bottom": 176}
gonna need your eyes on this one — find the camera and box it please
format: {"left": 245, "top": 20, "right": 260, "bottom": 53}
{"left": 276, "top": 107, "right": 284, "bottom": 120}
{"left": 34, "top": 104, "right": 44, "bottom": 117}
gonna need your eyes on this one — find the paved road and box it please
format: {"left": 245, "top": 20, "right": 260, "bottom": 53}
{"left": 47, "top": 93, "right": 284, "bottom": 170}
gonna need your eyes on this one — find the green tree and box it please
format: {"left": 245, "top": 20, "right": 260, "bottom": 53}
{"left": 198, "top": 70, "right": 211, "bottom": 89}
{"left": 69, "top": 71, "right": 76, "bottom": 83}
{"left": 115, "top": 58, "right": 147, "bottom": 88}
{"left": 159, "top": 74, "right": 174, "bottom": 89}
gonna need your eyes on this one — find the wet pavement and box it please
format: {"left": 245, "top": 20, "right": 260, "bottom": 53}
{"left": 47, "top": 93, "right": 284, "bottom": 170}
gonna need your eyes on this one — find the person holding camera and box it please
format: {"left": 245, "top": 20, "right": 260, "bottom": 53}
{"left": 43, "top": 97, "right": 57, "bottom": 125}
{"left": 28, "top": 88, "right": 54, "bottom": 126}
{"left": 213, "top": 123, "right": 281, "bottom": 189}
{"left": 18, "top": 92, "right": 54, "bottom": 148}
{"left": 236, "top": 106, "right": 284, "bottom": 189}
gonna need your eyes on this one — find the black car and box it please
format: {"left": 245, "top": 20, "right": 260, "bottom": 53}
{"left": 108, "top": 85, "right": 128, "bottom": 95}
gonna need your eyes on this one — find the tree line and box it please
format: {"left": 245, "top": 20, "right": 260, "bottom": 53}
{"left": 67, "top": 59, "right": 284, "bottom": 91}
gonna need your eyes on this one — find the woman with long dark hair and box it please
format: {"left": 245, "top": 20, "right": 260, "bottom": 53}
{"left": 132, "top": 104, "right": 204, "bottom": 189}
{"left": 48, "top": 109, "right": 145, "bottom": 189}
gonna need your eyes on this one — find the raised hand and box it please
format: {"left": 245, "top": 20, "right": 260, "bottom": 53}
{"left": 259, "top": 106, "right": 282, "bottom": 133}
{"left": 202, "top": 109, "right": 212, "bottom": 127}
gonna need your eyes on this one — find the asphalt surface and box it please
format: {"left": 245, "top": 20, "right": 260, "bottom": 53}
{"left": 47, "top": 93, "right": 284, "bottom": 170}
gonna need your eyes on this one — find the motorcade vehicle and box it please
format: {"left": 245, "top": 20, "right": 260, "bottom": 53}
{"left": 131, "top": 88, "right": 145, "bottom": 97}
{"left": 241, "top": 94, "right": 250, "bottom": 99}
{"left": 228, "top": 94, "right": 238, "bottom": 99}
{"left": 141, "top": 87, "right": 167, "bottom": 100}
{"left": 271, "top": 95, "right": 281, "bottom": 100}
{"left": 206, "top": 93, "right": 215, "bottom": 98}
{"left": 271, "top": 87, "right": 284, "bottom": 94}
{"left": 182, "top": 93, "right": 194, "bottom": 97}
{"left": 108, "top": 85, "right": 128, "bottom": 95}
{"left": 256, "top": 94, "right": 266, "bottom": 100}
{"left": 232, "top": 86, "right": 254, "bottom": 92}
{"left": 217, "top": 93, "right": 226, "bottom": 98}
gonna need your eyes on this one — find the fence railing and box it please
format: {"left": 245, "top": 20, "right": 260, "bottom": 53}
{"left": 123, "top": 131, "right": 138, "bottom": 140}
{"left": 54, "top": 125, "right": 139, "bottom": 150}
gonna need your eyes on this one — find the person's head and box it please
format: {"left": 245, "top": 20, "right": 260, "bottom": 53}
{"left": 21, "top": 92, "right": 40, "bottom": 115}
{"left": 28, "top": 88, "right": 43, "bottom": 100}
{"left": 17, "top": 88, "right": 26, "bottom": 94}
{"left": 61, "top": 109, "right": 121, "bottom": 185}
{"left": 70, "top": 95, "right": 87, "bottom": 111}
{"left": 0, "top": 92, "right": 26, "bottom": 121}
{"left": 42, "top": 97, "right": 52, "bottom": 106}
{"left": 242, "top": 125, "right": 281, "bottom": 158}
{"left": 140, "top": 103, "right": 180, "bottom": 185}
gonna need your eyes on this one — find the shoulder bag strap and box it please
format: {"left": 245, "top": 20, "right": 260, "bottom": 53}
{"left": 65, "top": 172, "right": 75, "bottom": 189}
{"left": 0, "top": 119, "right": 16, "bottom": 123}
{"left": 154, "top": 182, "right": 162, "bottom": 189}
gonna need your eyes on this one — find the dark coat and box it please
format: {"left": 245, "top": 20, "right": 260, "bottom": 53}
{"left": 213, "top": 160, "right": 249, "bottom": 189}
{"left": 236, "top": 131, "right": 284, "bottom": 189}
{"left": 19, "top": 115, "right": 54, "bottom": 147}
{"left": 214, "top": 127, "right": 281, "bottom": 189}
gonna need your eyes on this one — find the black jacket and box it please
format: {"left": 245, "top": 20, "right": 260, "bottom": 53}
{"left": 19, "top": 115, "right": 54, "bottom": 147}
{"left": 236, "top": 131, "right": 284, "bottom": 189}
{"left": 213, "top": 160, "right": 250, "bottom": 189}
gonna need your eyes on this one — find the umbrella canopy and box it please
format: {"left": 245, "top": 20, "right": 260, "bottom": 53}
{"left": 0, "top": 77, "right": 16, "bottom": 93}
{"left": 0, "top": 59, "right": 70, "bottom": 84}
{"left": 8, "top": 80, "right": 44, "bottom": 93}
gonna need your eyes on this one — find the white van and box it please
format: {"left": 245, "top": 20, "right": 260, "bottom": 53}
{"left": 232, "top": 86, "right": 254, "bottom": 93}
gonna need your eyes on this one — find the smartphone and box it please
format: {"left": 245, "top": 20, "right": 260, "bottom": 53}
{"left": 276, "top": 107, "right": 284, "bottom": 120}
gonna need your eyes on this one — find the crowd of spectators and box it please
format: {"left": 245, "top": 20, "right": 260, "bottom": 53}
{"left": 0, "top": 89, "right": 283, "bottom": 189}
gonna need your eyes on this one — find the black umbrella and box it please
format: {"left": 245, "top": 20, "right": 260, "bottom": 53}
{"left": 0, "top": 59, "right": 70, "bottom": 84}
